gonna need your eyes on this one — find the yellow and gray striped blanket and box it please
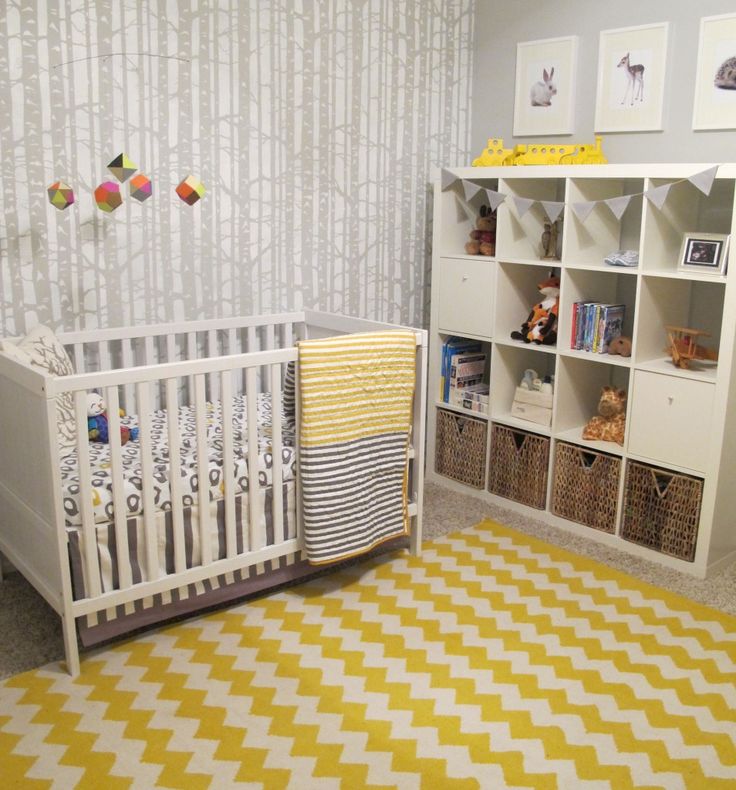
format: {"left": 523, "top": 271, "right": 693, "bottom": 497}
{"left": 298, "top": 330, "right": 416, "bottom": 564}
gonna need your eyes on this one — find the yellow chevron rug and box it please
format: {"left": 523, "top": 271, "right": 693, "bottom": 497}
{"left": 1, "top": 519, "right": 735, "bottom": 789}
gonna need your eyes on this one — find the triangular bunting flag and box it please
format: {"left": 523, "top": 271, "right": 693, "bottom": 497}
{"left": 541, "top": 201, "right": 564, "bottom": 223}
{"left": 484, "top": 188, "right": 506, "bottom": 211}
{"left": 643, "top": 183, "right": 672, "bottom": 210}
{"left": 689, "top": 166, "right": 719, "bottom": 196}
{"left": 513, "top": 196, "right": 535, "bottom": 218}
{"left": 462, "top": 180, "right": 483, "bottom": 202}
{"left": 571, "top": 201, "right": 597, "bottom": 223}
{"left": 441, "top": 169, "right": 458, "bottom": 191}
{"left": 604, "top": 195, "right": 632, "bottom": 220}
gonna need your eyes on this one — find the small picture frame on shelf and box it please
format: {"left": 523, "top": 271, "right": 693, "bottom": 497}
{"left": 678, "top": 232, "right": 730, "bottom": 275}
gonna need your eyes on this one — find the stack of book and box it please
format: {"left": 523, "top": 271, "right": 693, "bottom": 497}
{"left": 570, "top": 302, "right": 626, "bottom": 354}
{"left": 440, "top": 337, "right": 489, "bottom": 414}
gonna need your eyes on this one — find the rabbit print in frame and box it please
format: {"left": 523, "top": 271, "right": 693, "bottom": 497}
{"left": 692, "top": 13, "right": 736, "bottom": 130}
{"left": 513, "top": 36, "right": 578, "bottom": 137}
{"left": 594, "top": 22, "right": 669, "bottom": 133}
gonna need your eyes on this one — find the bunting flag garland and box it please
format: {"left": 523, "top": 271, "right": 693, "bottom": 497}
{"left": 571, "top": 201, "right": 597, "bottom": 222}
{"left": 541, "top": 200, "right": 564, "bottom": 223}
{"left": 643, "top": 183, "right": 672, "bottom": 210}
{"left": 513, "top": 196, "right": 535, "bottom": 218}
{"left": 441, "top": 165, "right": 724, "bottom": 226}
{"left": 484, "top": 188, "right": 506, "bottom": 211}
{"left": 462, "top": 181, "right": 483, "bottom": 202}
{"left": 604, "top": 195, "right": 632, "bottom": 221}
{"left": 689, "top": 165, "right": 718, "bottom": 196}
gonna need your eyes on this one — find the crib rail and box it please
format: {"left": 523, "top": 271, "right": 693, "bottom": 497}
{"left": 57, "top": 347, "right": 299, "bottom": 626}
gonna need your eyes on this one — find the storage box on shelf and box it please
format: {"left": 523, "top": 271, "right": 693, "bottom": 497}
{"left": 426, "top": 163, "right": 736, "bottom": 578}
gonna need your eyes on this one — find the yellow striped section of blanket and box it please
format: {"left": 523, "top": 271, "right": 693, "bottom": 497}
{"left": 298, "top": 330, "right": 417, "bottom": 564}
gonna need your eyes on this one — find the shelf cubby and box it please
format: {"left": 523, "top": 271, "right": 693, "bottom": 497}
{"left": 491, "top": 343, "right": 555, "bottom": 432}
{"left": 640, "top": 177, "right": 735, "bottom": 274}
{"left": 495, "top": 261, "right": 561, "bottom": 343}
{"left": 634, "top": 275, "right": 723, "bottom": 379}
{"left": 437, "top": 177, "right": 500, "bottom": 258}
{"left": 496, "top": 177, "right": 566, "bottom": 262}
{"left": 563, "top": 177, "right": 644, "bottom": 268}
{"left": 558, "top": 267, "right": 637, "bottom": 356}
{"left": 554, "top": 355, "right": 630, "bottom": 455}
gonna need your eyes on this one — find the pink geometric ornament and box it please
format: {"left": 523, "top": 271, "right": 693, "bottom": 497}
{"left": 94, "top": 181, "right": 123, "bottom": 213}
{"left": 47, "top": 181, "right": 75, "bottom": 210}
{"left": 129, "top": 173, "right": 152, "bottom": 202}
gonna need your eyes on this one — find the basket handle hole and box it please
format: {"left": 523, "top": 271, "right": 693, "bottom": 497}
{"left": 652, "top": 471, "right": 674, "bottom": 498}
{"left": 512, "top": 432, "right": 526, "bottom": 451}
{"left": 580, "top": 451, "right": 597, "bottom": 470}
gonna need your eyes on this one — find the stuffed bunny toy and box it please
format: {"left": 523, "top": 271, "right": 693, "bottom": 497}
{"left": 530, "top": 67, "right": 556, "bottom": 107}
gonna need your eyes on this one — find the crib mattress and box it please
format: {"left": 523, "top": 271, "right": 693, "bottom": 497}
{"left": 59, "top": 393, "right": 296, "bottom": 527}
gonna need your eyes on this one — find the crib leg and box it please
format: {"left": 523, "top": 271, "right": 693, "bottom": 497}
{"left": 61, "top": 614, "right": 80, "bottom": 676}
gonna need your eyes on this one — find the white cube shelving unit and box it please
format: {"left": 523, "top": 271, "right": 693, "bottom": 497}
{"left": 426, "top": 164, "right": 736, "bottom": 578}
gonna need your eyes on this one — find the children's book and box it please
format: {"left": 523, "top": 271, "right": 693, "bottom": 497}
{"left": 449, "top": 352, "right": 487, "bottom": 405}
{"left": 440, "top": 337, "right": 482, "bottom": 401}
{"left": 599, "top": 304, "right": 625, "bottom": 353}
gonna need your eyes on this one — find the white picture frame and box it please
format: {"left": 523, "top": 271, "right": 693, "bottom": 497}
{"left": 678, "top": 232, "right": 730, "bottom": 275}
{"left": 513, "top": 36, "right": 578, "bottom": 137}
{"left": 594, "top": 22, "right": 669, "bottom": 133}
{"left": 692, "top": 14, "right": 736, "bottom": 130}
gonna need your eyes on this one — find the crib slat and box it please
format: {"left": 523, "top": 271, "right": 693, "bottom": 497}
{"left": 208, "top": 330, "right": 220, "bottom": 402}
{"left": 144, "top": 336, "right": 155, "bottom": 366}
{"left": 74, "top": 390, "right": 102, "bottom": 599}
{"left": 166, "top": 379, "right": 186, "bottom": 574}
{"left": 166, "top": 334, "right": 176, "bottom": 365}
{"left": 121, "top": 339, "right": 134, "bottom": 412}
{"left": 284, "top": 322, "right": 293, "bottom": 348}
{"left": 246, "top": 326, "right": 256, "bottom": 353}
{"left": 220, "top": 371, "right": 236, "bottom": 558}
{"left": 227, "top": 328, "right": 236, "bottom": 356}
{"left": 73, "top": 343, "right": 85, "bottom": 373}
{"left": 270, "top": 364, "right": 284, "bottom": 544}
{"left": 194, "top": 374, "right": 212, "bottom": 566}
{"left": 98, "top": 341, "right": 111, "bottom": 374}
{"left": 187, "top": 332, "right": 197, "bottom": 404}
{"left": 136, "top": 382, "right": 160, "bottom": 581}
{"left": 245, "top": 367, "right": 260, "bottom": 550}
{"left": 265, "top": 324, "right": 275, "bottom": 351}
{"left": 105, "top": 386, "right": 132, "bottom": 590}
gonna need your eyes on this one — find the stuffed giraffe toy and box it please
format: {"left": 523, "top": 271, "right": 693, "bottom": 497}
{"left": 582, "top": 386, "right": 627, "bottom": 445}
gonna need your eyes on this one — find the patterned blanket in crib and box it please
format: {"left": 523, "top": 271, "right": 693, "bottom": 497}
{"left": 59, "top": 393, "right": 296, "bottom": 526}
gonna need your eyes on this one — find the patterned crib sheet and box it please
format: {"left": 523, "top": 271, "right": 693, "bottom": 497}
{"left": 60, "top": 393, "right": 296, "bottom": 526}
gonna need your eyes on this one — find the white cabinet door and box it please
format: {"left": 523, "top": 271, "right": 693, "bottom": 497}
{"left": 437, "top": 258, "right": 494, "bottom": 338}
{"left": 628, "top": 371, "right": 713, "bottom": 472}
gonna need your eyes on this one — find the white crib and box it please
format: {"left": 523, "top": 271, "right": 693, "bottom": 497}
{"left": 0, "top": 311, "right": 427, "bottom": 675}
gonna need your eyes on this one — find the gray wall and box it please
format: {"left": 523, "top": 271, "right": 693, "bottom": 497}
{"left": 472, "top": 0, "right": 736, "bottom": 164}
{"left": 0, "top": 1, "right": 473, "bottom": 336}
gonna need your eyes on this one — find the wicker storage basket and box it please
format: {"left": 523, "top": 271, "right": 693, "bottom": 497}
{"left": 435, "top": 409, "right": 487, "bottom": 488}
{"left": 487, "top": 424, "right": 549, "bottom": 509}
{"left": 551, "top": 442, "right": 621, "bottom": 533}
{"left": 621, "top": 461, "right": 703, "bottom": 561}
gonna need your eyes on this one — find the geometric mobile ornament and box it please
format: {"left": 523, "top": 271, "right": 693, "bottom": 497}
{"left": 47, "top": 180, "right": 75, "bottom": 210}
{"left": 107, "top": 153, "right": 137, "bottom": 182}
{"left": 129, "top": 173, "right": 152, "bottom": 202}
{"left": 94, "top": 181, "right": 123, "bottom": 212}
{"left": 175, "top": 175, "right": 205, "bottom": 205}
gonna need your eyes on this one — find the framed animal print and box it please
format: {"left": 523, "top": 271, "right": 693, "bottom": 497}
{"left": 594, "top": 22, "right": 669, "bottom": 133}
{"left": 692, "top": 13, "right": 736, "bottom": 130}
{"left": 512, "top": 36, "right": 578, "bottom": 137}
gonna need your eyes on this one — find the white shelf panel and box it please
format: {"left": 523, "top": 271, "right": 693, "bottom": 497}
{"left": 634, "top": 357, "right": 718, "bottom": 383}
{"left": 496, "top": 256, "right": 560, "bottom": 267}
{"left": 553, "top": 427, "right": 624, "bottom": 456}
{"left": 442, "top": 253, "right": 498, "bottom": 263}
{"left": 640, "top": 270, "right": 728, "bottom": 284}
{"left": 558, "top": 348, "right": 632, "bottom": 367}
{"left": 563, "top": 263, "right": 638, "bottom": 275}
{"left": 493, "top": 338, "right": 557, "bottom": 355}
{"left": 435, "top": 400, "right": 489, "bottom": 421}
{"left": 491, "top": 412, "right": 551, "bottom": 436}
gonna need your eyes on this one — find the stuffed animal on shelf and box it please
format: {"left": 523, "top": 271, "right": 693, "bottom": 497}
{"left": 582, "top": 385, "right": 627, "bottom": 445}
{"left": 465, "top": 205, "right": 496, "bottom": 256}
{"left": 607, "top": 336, "right": 632, "bottom": 357}
{"left": 87, "top": 392, "right": 139, "bottom": 445}
{"left": 510, "top": 275, "right": 560, "bottom": 345}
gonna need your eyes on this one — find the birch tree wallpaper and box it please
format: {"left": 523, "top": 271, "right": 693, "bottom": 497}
{"left": 0, "top": 0, "right": 473, "bottom": 335}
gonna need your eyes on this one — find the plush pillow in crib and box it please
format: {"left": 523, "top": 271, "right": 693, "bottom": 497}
{"left": 0, "top": 325, "right": 77, "bottom": 456}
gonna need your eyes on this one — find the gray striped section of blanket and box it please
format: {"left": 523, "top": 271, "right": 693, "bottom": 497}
{"left": 300, "top": 433, "right": 409, "bottom": 564}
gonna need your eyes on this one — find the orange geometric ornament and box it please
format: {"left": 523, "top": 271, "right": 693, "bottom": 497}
{"left": 176, "top": 175, "right": 205, "bottom": 205}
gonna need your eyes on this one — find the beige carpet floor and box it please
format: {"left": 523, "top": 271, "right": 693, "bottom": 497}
{"left": 1, "top": 481, "right": 735, "bottom": 680}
